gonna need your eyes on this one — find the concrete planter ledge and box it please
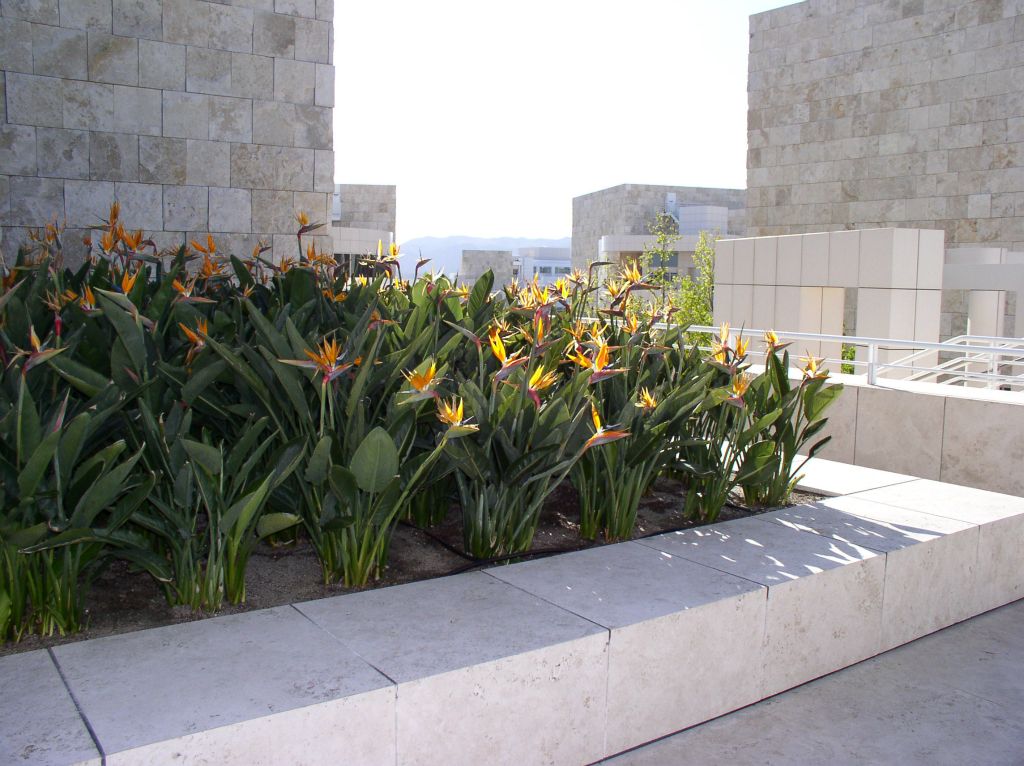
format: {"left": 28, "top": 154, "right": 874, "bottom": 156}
{"left": 3, "top": 459, "right": 1023, "bottom": 765}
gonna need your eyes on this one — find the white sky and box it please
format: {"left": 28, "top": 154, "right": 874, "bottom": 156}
{"left": 333, "top": 1, "right": 788, "bottom": 242}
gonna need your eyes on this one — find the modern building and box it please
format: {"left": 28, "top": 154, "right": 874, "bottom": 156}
{"left": 460, "top": 246, "right": 571, "bottom": 287}
{"left": 571, "top": 184, "right": 746, "bottom": 274}
{"left": 0, "top": 0, "right": 336, "bottom": 266}
{"left": 330, "top": 183, "right": 396, "bottom": 257}
{"left": 746, "top": 0, "right": 1024, "bottom": 337}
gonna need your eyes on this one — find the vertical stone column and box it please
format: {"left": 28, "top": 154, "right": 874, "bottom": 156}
{"left": 0, "top": 0, "right": 335, "bottom": 266}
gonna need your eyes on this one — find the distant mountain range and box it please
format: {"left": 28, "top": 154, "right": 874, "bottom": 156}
{"left": 397, "top": 235, "right": 571, "bottom": 276}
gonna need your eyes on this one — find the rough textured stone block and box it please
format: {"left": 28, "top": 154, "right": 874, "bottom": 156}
{"left": 209, "top": 186, "right": 251, "bottom": 233}
{"left": 253, "top": 10, "right": 294, "bottom": 57}
{"left": 253, "top": 99, "right": 294, "bottom": 146}
{"left": 89, "top": 131, "right": 138, "bottom": 181}
{"left": 292, "top": 189, "right": 326, "bottom": 225}
{"left": 37, "top": 127, "right": 90, "bottom": 179}
{"left": 940, "top": 396, "right": 1024, "bottom": 497}
{"left": 489, "top": 543, "right": 767, "bottom": 756}
{"left": 52, "top": 606, "right": 396, "bottom": 765}
{"left": 162, "top": 0, "right": 208, "bottom": 47}
{"left": 230, "top": 51, "right": 273, "bottom": 99}
{"left": 316, "top": 0, "right": 332, "bottom": 21}
{"left": 163, "top": 184, "right": 207, "bottom": 231}
{"left": 87, "top": 31, "right": 139, "bottom": 85}
{"left": 63, "top": 80, "right": 114, "bottom": 131}
{"left": 10, "top": 174, "right": 63, "bottom": 225}
{"left": 0, "top": 124, "right": 37, "bottom": 176}
{"left": 314, "top": 62, "right": 333, "bottom": 107}
{"left": 185, "top": 139, "right": 229, "bottom": 187}
{"left": 0, "top": 651, "right": 102, "bottom": 766}
{"left": 64, "top": 178, "right": 114, "bottom": 226}
{"left": 295, "top": 16, "right": 329, "bottom": 63}
{"left": 275, "top": 0, "right": 315, "bottom": 18}
{"left": 251, "top": 188, "right": 294, "bottom": 232}
{"left": 297, "top": 573, "right": 608, "bottom": 766}
{"left": 114, "top": 181, "right": 163, "bottom": 230}
{"left": 113, "top": 85, "right": 162, "bottom": 136}
{"left": 5, "top": 72, "right": 63, "bottom": 127}
{"left": 32, "top": 23, "right": 87, "bottom": 79}
{"left": 640, "top": 517, "right": 885, "bottom": 699}
{"left": 186, "top": 46, "right": 231, "bottom": 95}
{"left": 0, "top": 17, "right": 33, "bottom": 73}
{"left": 209, "top": 3, "right": 253, "bottom": 52}
{"left": 59, "top": 0, "right": 112, "bottom": 31}
{"left": 274, "top": 57, "right": 315, "bottom": 103}
{"left": 2, "top": 0, "right": 58, "bottom": 24}
{"left": 113, "top": 0, "right": 162, "bottom": 40}
{"left": 163, "top": 91, "right": 209, "bottom": 139}
{"left": 294, "top": 104, "right": 331, "bottom": 148}
{"left": 139, "top": 136, "right": 186, "bottom": 184}
{"left": 0, "top": 174, "right": 10, "bottom": 226}
{"left": 209, "top": 96, "right": 252, "bottom": 143}
{"left": 314, "top": 148, "right": 333, "bottom": 191}
{"left": 139, "top": 39, "right": 185, "bottom": 90}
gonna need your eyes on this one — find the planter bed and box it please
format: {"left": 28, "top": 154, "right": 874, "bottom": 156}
{"left": 3, "top": 458, "right": 1022, "bottom": 765}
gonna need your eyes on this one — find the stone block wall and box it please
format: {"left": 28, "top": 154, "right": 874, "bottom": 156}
{"left": 460, "top": 249, "right": 514, "bottom": 287}
{"left": 571, "top": 184, "right": 746, "bottom": 271}
{"left": 335, "top": 183, "right": 396, "bottom": 233}
{"left": 747, "top": 0, "right": 1024, "bottom": 251}
{"left": 0, "top": 0, "right": 335, "bottom": 266}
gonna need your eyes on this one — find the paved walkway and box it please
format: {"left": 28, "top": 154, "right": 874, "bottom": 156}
{"left": 603, "top": 600, "right": 1024, "bottom": 765}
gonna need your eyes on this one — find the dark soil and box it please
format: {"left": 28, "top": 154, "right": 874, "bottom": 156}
{"left": 1, "top": 480, "right": 820, "bottom": 656}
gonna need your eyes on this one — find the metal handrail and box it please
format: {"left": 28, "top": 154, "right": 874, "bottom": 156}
{"left": 683, "top": 325, "right": 1024, "bottom": 389}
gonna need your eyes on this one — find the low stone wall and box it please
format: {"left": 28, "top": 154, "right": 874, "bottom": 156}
{"left": 812, "top": 374, "right": 1024, "bottom": 497}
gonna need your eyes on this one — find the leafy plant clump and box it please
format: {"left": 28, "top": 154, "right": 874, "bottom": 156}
{"left": 0, "top": 207, "right": 841, "bottom": 642}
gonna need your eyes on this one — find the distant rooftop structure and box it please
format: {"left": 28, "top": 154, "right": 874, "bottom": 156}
{"left": 460, "top": 246, "right": 572, "bottom": 287}
{"left": 572, "top": 184, "right": 746, "bottom": 273}
{"left": 331, "top": 184, "right": 396, "bottom": 257}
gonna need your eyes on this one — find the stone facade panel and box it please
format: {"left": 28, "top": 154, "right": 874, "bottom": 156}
{"left": 0, "top": 124, "right": 37, "bottom": 175}
{"left": 115, "top": 181, "right": 163, "bottom": 229}
{"left": 113, "top": 85, "right": 162, "bottom": 136}
{"left": 253, "top": 11, "right": 294, "bottom": 57}
{"left": 6, "top": 72, "right": 62, "bottom": 127}
{"left": 186, "top": 46, "right": 231, "bottom": 95}
{"left": 59, "top": 0, "right": 112, "bottom": 31}
{"left": 139, "top": 39, "right": 186, "bottom": 90}
{"left": 294, "top": 16, "right": 328, "bottom": 63}
{"left": 208, "top": 186, "right": 251, "bottom": 232}
{"left": 36, "top": 127, "right": 89, "bottom": 179}
{"left": 90, "top": 131, "right": 139, "bottom": 181}
{"left": 31, "top": 22, "right": 87, "bottom": 79}
{"left": 293, "top": 104, "right": 330, "bottom": 149}
{"left": 209, "top": 3, "right": 253, "bottom": 53}
{"left": 113, "top": 0, "right": 163, "bottom": 40}
{"left": 163, "top": 91, "right": 209, "bottom": 139}
{"left": 185, "top": 139, "right": 230, "bottom": 187}
{"left": 10, "top": 174, "right": 62, "bottom": 225}
{"left": 87, "top": 31, "right": 139, "bottom": 85}
{"left": 229, "top": 52, "right": 273, "bottom": 99}
{"left": 139, "top": 135, "right": 186, "bottom": 184}
{"left": 63, "top": 178, "right": 113, "bottom": 226}
{"left": 2, "top": 0, "right": 58, "bottom": 25}
{"left": 252, "top": 99, "right": 294, "bottom": 146}
{"left": 163, "top": 183, "right": 208, "bottom": 231}
{"left": 162, "top": 0, "right": 208, "bottom": 47}
{"left": 274, "top": 57, "right": 314, "bottom": 103}
{"left": 209, "top": 96, "right": 252, "bottom": 143}
{"left": 0, "top": 17, "right": 33, "bottom": 73}
{"left": 251, "top": 188, "right": 293, "bottom": 232}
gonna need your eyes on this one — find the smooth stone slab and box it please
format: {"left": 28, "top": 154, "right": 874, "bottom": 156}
{"left": 605, "top": 602, "right": 1024, "bottom": 766}
{"left": 639, "top": 516, "right": 885, "bottom": 697}
{"left": 853, "top": 479, "right": 1024, "bottom": 612}
{"left": 52, "top": 606, "right": 395, "bottom": 765}
{"left": 795, "top": 456, "right": 915, "bottom": 496}
{"left": 486, "top": 541, "right": 768, "bottom": 755}
{"left": 0, "top": 650, "right": 100, "bottom": 766}
{"left": 764, "top": 496, "right": 980, "bottom": 649}
{"left": 296, "top": 572, "right": 608, "bottom": 766}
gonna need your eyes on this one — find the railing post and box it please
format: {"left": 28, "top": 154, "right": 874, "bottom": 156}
{"left": 867, "top": 343, "right": 878, "bottom": 385}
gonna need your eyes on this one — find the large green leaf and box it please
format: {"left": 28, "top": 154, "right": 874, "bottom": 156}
{"left": 349, "top": 427, "right": 398, "bottom": 494}
{"left": 183, "top": 439, "right": 223, "bottom": 475}
{"left": 256, "top": 512, "right": 301, "bottom": 539}
{"left": 305, "top": 435, "right": 333, "bottom": 485}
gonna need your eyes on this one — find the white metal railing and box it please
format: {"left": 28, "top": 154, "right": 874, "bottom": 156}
{"left": 682, "top": 325, "right": 1024, "bottom": 391}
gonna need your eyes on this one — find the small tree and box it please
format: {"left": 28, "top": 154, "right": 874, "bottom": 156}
{"left": 641, "top": 211, "right": 681, "bottom": 296}
{"left": 670, "top": 229, "right": 715, "bottom": 334}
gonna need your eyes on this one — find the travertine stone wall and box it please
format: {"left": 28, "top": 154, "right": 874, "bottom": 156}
{"left": 747, "top": 0, "right": 1024, "bottom": 251}
{"left": 0, "top": 0, "right": 335, "bottom": 266}
{"left": 571, "top": 184, "right": 746, "bottom": 271}
{"left": 335, "top": 183, "right": 396, "bottom": 233}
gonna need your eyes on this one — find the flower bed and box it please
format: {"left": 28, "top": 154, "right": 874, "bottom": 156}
{"left": 0, "top": 208, "right": 841, "bottom": 644}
